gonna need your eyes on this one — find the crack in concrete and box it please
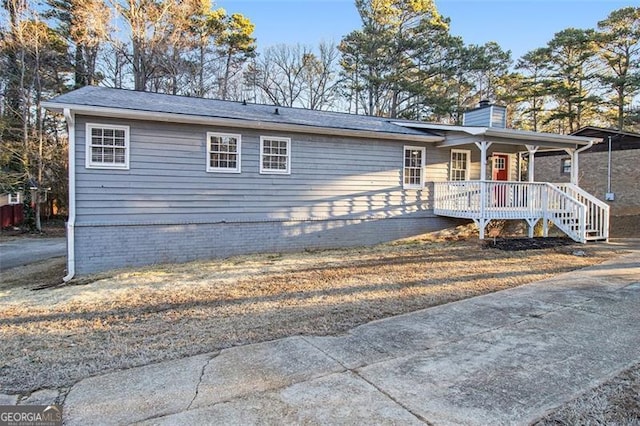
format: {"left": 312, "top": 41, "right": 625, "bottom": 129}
{"left": 186, "top": 355, "right": 215, "bottom": 411}
{"left": 57, "top": 387, "right": 71, "bottom": 407}
{"left": 352, "top": 370, "right": 432, "bottom": 425}
{"left": 301, "top": 336, "right": 432, "bottom": 424}
{"left": 300, "top": 336, "right": 351, "bottom": 371}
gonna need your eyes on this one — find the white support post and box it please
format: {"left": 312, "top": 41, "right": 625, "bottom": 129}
{"left": 525, "top": 218, "right": 537, "bottom": 238}
{"left": 475, "top": 141, "right": 493, "bottom": 181}
{"left": 542, "top": 184, "right": 549, "bottom": 238}
{"left": 525, "top": 145, "right": 538, "bottom": 182}
{"left": 571, "top": 140, "right": 594, "bottom": 188}
{"left": 474, "top": 141, "right": 493, "bottom": 236}
{"left": 473, "top": 218, "right": 490, "bottom": 240}
{"left": 564, "top": 148, "right": 577, "bottom": 185}
{"left": 572, "top": 151, "right": 579, "bottom": 185}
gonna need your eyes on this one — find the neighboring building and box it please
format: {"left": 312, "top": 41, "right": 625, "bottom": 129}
{"left": 0, "top": 191, "right": 22, "bottom": 207}
{"left": 535, "top": 127, "right": 640, "bottom": 216}
{"left": 43, "top": 87, "right": 604, "bottom": 278}
{"left": 0, "top": 191, "right": 24, "bottom": 228}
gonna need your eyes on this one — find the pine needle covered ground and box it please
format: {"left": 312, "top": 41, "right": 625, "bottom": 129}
{"left": 0, "top": 233, "right": 620, "bottom": 394}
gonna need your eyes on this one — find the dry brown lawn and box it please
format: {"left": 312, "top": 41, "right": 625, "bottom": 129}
{"left": 535, "top": 362, "right": 640, "bottom": 425}
{"left": 0, "top": 232, "right": 622, "bottom": 394}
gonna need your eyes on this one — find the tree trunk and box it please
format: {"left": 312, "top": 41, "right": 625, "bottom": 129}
{"left": 133, "top": 41, "right": 144, "bottom": 90}
{"left": 617, "top": 88, "right": 625, "bottom": 131}
{"left": 198, "top": 43, "right": 205, "bottom": 96}
{"left": 75, "top": 45, "right": 86, "bottom": 88}
{"left": 222, "top": 51, "right": 233, "bottom": 100}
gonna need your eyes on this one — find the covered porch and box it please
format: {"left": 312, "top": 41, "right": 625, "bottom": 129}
{"left": 396, "top": 122, "right": 610, "bottom": 242}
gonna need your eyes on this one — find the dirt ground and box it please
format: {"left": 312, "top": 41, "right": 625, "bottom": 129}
{"left": 0, "top": 225, "right": 621, "bottom": 395}
{"left": 0, "top": 218, "right": 66, "bottom": 242}
{"left": 610, "top": 214, "right": 640, "bottom": 238}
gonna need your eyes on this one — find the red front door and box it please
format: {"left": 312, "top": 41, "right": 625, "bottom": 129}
{"left": 492, "top": 154, "right": 509, "bottom": 207}
{"left": 492, "top": 154, "right": 509, "bottom": 181}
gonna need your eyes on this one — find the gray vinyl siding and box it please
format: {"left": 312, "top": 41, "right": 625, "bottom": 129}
{"left": 75, "top": 116, "right": 445, "bottom": 225}
{"left": 463, "top": 106, "right": 506, "bottom": 128}
{"left": 491, "top": 107, "right": 507, "bottom": 128}
{"left": 73, "top": 115, "right": 464, "bottom": 274}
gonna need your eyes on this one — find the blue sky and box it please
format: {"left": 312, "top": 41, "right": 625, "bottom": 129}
{"left": 216, "top": 0, "right": 637, "bottom": 60}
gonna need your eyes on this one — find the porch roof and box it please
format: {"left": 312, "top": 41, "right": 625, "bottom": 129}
{"left": 391, "top": 122, "right": 601, "bottom": 150}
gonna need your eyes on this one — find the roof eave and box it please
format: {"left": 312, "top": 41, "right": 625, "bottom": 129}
{"left": 484, "top": 128, "right": 599, "bottom": 146}
{"left": 391, "top": 121, "right": 600, "bottom": 148}
{"left": 43, "top": 102, "right": 445, "bottom": 143}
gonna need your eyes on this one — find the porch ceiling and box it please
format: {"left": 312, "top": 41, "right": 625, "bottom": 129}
{"left": 391, "top": 122, "right": 601, "bottom": 151}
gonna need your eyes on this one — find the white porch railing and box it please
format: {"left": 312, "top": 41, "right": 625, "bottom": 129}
{"left": 554, "top": 183, "right": 610, "bottom": 241}
{"left": 433, "top": 181, "right": 609, "bottom": 243}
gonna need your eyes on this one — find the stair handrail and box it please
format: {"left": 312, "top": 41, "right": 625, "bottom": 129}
{"left": 544, "top": 183, "right": 588, "bottom": 243}
{"left": 553, "top": 183, "right": 610, "bottom": 241}
{"left": 554, "top": 183, "right": 610, "bottom": 210}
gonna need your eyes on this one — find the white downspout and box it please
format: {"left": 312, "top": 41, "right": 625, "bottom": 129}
{"left": 607, "top": 136, "right": 612, "bottom": 194}
{"left": 63, "top": 108, "right": 76, "bottom": 282}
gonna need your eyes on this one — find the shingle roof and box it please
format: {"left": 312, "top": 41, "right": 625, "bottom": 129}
{"left": 45, "top": 86, "right": 437, "bottom": 137}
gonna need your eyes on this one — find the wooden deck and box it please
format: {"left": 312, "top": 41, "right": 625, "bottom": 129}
{"left": 433, "top": 181, "right": 609, "bottom": 242}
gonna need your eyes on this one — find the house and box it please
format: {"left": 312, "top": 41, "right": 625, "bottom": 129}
{"left": 535, "top": 127, "right": 640, "bottom": 217}
{"left": 43, "top": 86, "right": 605, "bottom": 278}
{"left": 0, "top": 191, "right": 24, "bottom": 228}
{"left": 0, "top": 191, "right": 22, "bottom": 207}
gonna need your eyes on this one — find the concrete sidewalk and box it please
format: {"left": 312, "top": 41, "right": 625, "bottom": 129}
{"left": 55, "top": 244, "right": 640, "bottom": 425}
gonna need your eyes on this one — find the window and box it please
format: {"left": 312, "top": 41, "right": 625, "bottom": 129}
{"left": 450, "top": 149, "right": 470, "bottom": 181}
{"left": 494, "top": 156, "right": 506, "bottom": 170}
{"left": 403, "top": 146, "right": 426, "bottom": 189}
{"left": 86, "top": 123, "right": 130, "bottom": 169}
{"left": 260, "top": 136, "right": 291, "bottom": 174}
{"left": 207, "top": 132, "right": 241, "bottom": 173}
{"left": 8, "top": 193, "right": 20, "bottom": 205}
{"left": 561, "top": 158, "right": 571, "bottom": 174}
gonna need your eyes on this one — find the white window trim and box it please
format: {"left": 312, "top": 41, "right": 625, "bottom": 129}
{"left": 206, "top": 132, "right": 242, "bottom": 173}
{"left": 8, "top": 193, "right": 20, "bottom": 205}
{"left": 450, "top": 149, "right": 471, "bottom": 181}
{"left": 403, "top": 145, "right": 426, "bottom": 189}
{"left": 260, "top": 136, "right": 291, "bottom": 175}
{"left": 85, "top": 123, "right": 130, "bottom": 170}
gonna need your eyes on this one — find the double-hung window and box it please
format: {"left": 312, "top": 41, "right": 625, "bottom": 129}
{"left": 561, "top": 158, "right": 571, "bottom": 175}
{"left": 403, "top": 146, "right": 426, "bottom": 189}
{"left": 207, "top": 132, "right": 241, "bottom": 173}
{"left": 86, "top": 123, "right": 130, "bottom": 169}
{"left": 260, "top": 136, "right": 291, "bottom": 174}
{"left": 450, "top": 149, "right": 470, "bottom": 181}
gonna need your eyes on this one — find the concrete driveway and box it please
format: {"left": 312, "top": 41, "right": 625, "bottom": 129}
{"left": 0, "top": 237, "right": 66, "bottom": 271}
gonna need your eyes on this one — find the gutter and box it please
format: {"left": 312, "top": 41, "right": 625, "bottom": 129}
{"left": 63, "top": 108, "right": 75, "bottom": 282}
{"left": 575, "top": 139, "right": 594, "bottom": 154}
{"left": 571, "top": 139, "right": 594, "bottom": 187}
